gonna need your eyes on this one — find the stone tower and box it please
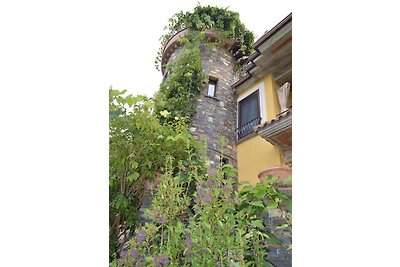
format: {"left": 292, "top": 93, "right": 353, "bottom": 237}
{"left": 161, "top": 29, "right": 239, "bottom": 173}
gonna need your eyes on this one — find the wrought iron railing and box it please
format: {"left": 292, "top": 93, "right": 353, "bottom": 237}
{"left": 235, "top": 117, "right": 262, "bottom": 140}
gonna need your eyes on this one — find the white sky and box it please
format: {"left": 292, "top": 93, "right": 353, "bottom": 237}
{"left": 106, "top": 0, "right": 293, "bottom": 97}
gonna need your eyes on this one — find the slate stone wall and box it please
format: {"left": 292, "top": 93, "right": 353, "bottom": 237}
{"left": 189, "top": 44, "right": 238, "bottom": 173}
{"left": 167, "top": 43, "right": 238, "bottom": 173}
{"left": 264, "top": 186, "right": 292, "bottom": 267}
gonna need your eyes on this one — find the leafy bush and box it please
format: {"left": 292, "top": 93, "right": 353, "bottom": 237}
{"left": 115, "top": 150, "right": 291, "bottom": 266}
{"left": 109, "top": 89, "right": 206, "bottom": 261}
{"left": 109, "top": 89, "right": 292, "bottom": 265}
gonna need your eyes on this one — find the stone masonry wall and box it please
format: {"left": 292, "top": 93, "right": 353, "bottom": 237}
{"left": 168, "top": 44, "right": 238, "bottom": 173}
{"left": 140, "top": 44, "right": 238, "bottom": 225}
{"left": 264, "top": 186, "right": 292, "bottom": 267}
{"left": 190, "top": 44, "right": 238, "bottom": 173}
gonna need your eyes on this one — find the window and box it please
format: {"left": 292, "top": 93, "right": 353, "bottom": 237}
{"left": 220, "top": 157, "right": 229, "bottom": 178}
{"left": 220, "top": 157, "right": 229, "bottom": 165}
{"left": 207, "top": 79, "right": 217, "bottom": 97}
{"left": 236, "top": 90, "right": 261, "bottom": 139}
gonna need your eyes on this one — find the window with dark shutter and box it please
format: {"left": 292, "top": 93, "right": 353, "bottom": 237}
{"left": 236, "top": 90, "right": 261, "bottom": 140}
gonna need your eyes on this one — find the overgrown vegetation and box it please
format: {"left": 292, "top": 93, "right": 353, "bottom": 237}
{"left": 154, "top": 34, "right": 206, "bottom": 124}
{"left": 155, "top": 5, "right": 255, "bottom": 70}
{"left": 154, "top": 5, "right": 254, "bottom": 124}
{"left": 110, "top": 89, "right": 292, "bottom": 266}
{"left": 109, "top": 89, "right": 205, "bottom": 261}
{"left": 109, "top": 4, "right": 291, "bottom": 266}
{"left": 115, "top": 151, "right": 291, "bottom": 266}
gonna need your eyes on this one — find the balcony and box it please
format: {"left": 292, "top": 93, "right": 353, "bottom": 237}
{"left": 235, "top": 117, "right": 261, "bottom": 140}
{"left": 256, "top": 108, "right": 292, "bottom": 164}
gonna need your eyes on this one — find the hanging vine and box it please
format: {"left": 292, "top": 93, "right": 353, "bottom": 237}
{"left": 155, "top": 5, "right": 255, "bottom": 70}
{"left": 154, "top": 5, "right": 255, "bottom": 124}
{"left": 154, "top": 33, "right": 206, "bottom": 124}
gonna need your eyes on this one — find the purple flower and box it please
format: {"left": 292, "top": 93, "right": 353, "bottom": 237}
{"left": 130, "top": 249, "right": 138, "bottom": 259}
{"left": 196, "top": 185, "right": 212, "bottom": 203}
{"left": 184, "top": 236, "right": 193, "bottom": 247}
{"left": 136, "top": 230, "right": 146, "bottom": 244}
{"left": 159, "top": 254, "right": 170, "bottom": 265}
{"left": 159, "top": 215, "right": 166, "bottom": 225}
{"left": 196, "top": 186, "right": 206, "bottom": 196}
{"left": 154, "top": 254, "right": 170, "bottom": 266}
{"left": 120, "top": 250, "right": 126, "bottom": 258}
{"left": 205, "top": 179, "right": 218, "bottom": 187}
{"left": 203, "top": 194, "right": 212, "bottom": 203}
{"left": 153, "top": 255, "right": 160, "bottom": 266}
{"left": 222, "top": 184, "right": 233, "bottom": 191}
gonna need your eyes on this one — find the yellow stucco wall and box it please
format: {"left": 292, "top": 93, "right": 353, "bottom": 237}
{"left": 264, "top": 74, "right": 281, "bottom": 120}
{"left": 237, "top": 135, "right": 282, "bottom": 185}
{"left": 236, "top": 74, "right": 283, "bottom": 186}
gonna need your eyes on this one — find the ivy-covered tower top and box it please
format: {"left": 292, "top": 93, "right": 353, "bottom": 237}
{"left": 161, "top": 29, "right": 241, "bottom": 171}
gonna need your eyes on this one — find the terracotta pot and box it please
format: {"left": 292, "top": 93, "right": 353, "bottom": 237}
{"left": 258, "top": 167, "right": 292, "bottom": 186}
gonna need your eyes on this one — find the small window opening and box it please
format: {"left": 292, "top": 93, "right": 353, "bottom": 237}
{"left": 220, "top": 156, "right": 229, "bottom": 179}
{"left": 207, "top": 79, "right": 217, "bottom": 97}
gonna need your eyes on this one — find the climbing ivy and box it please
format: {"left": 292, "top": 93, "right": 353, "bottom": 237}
{"left": 155, "top": 5, "right": 255, "bottom": 70}
{"left": 154, "top": 5, "right": 255, "bottom": 123}
{"left": 154, "top": 33, "right": 206, "bottom": 124}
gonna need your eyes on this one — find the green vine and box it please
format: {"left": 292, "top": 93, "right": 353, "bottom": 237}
{"left": 154, "top": 33, "right": 206, "bottom": 124}
{"left": 155, "top": 5, "right": 254, "bottom": 70}
{"left": 154, "top": 5, "right": 255, "bottom": 124}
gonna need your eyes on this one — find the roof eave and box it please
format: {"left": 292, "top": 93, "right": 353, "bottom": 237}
{"left": 232, "top": 12, "right": 292, "bottom": 93}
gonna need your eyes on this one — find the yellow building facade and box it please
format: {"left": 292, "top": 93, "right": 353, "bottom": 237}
{"left": 233, "top": 13, "right": 292, "bottom": 186}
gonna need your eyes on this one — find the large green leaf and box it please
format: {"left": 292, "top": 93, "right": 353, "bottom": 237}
{"left": 131, "top": 161, "right": 138, "bottom": 169}
{"left": 251, "top": 220, "right": 264, "bottom": 229}
{"left": 126, "top": 172, "right": 140, "bottom": 183}
{"left": 261, "top": 232, "right": 282, "bottom": 245}
{"left": 160, "top": 110, "right": 171, "bottom": 118}
{"left": 253, "top": 187, "right": 267, "bottom": 198}
{"left": 249, "top": 200, "right": 265, "bottom": 208}
{"left": 276, "top": 224, "right": 289, "bottom": 230}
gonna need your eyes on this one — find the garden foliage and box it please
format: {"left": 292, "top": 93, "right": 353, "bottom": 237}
{"left": 109, "top": 89, "right": 205, "bottom": 260}
{"left": 110, "top": 5, "right": 291, "bottom": 266}
{"left": 115, "top": 150, "right": 291, "bottom": 266}
{"left": 154, "top": 5, "right": 255, "bottom": 124}
{"left": 110, "top": 89, "right": 292, "bottom": 266}
{"left": 155, "top": 5, "right": 255, "bottom": 70}
{"left": 154, "top": 34, "right": 206, "bottom": 124}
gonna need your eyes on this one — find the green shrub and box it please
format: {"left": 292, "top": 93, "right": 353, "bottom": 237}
{"left": 116, "top": 151, "right": 291, "bottom": 266}
{"left": 109, "top": 89, "right": 206, "bottom": 261}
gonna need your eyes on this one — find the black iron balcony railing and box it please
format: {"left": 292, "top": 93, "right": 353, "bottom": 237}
{"left": 235, "top": 117, "right": 262, "bottom": 140}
